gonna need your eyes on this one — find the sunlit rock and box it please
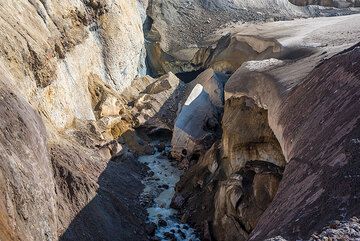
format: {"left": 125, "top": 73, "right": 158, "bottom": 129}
{"left": 171, "top": 69, "right": 227, "bottom": 161}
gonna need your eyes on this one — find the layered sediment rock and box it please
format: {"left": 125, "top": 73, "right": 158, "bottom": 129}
{"left": 145, "top": 0, "right": 358, "bottom": 76}
{"left": 172, "top": 14, "right": 360, "bottom": 241}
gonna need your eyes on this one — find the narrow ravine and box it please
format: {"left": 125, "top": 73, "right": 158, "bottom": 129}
{"left": 139, "top": 142, "right": 200, "bottom": 241}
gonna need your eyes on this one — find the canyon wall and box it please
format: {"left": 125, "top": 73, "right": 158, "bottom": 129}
{"left": 0, "top": 0, "right": 149, "bottom": 240}
{"left": 145, "top": 0, "right": 357, "bottom": 76}
{"left": 171, "top": 14, "right": 360, "bottom": 241}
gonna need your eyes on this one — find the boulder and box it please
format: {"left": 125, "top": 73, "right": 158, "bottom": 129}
{"left": 171, "top": 69, "right": 227, "bottom": 160}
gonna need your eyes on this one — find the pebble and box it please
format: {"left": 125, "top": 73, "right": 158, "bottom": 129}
{"left": 145, "top": 222, "right": 157, "bottom": 236}
{"left": 158, "top": 219, "right": 168, "bottom": 227}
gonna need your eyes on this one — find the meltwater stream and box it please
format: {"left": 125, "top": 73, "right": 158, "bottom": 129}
{"left": 139, "top": 145, "right": 200, "bottom": 241}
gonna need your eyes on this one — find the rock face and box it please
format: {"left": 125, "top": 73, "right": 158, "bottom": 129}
{"left": 145, "top": 0, "right": 358, "bottom": 76}
{"left": 145, "top": 0, "right": 299, "bottom": 76}
{"left": 247, "top": 43, "right": 360, "bottom": 241}
{"left": 0, "top": 79, "right": 57, "bottom": 241}
{"left": 289, "top": 0, "right": 360, "bottom": 7}
{"left": 172, "top": 14, "right": 360, "bottom": 241}
{"left": 172, "top": 96, "right": 286, "bottom": 241}
{"left": 0, "top": 0, "right": 360, "bottom": 241}
{"left": 205, "top": 34, "right": 283, "bottom": 73}
{"left": 0, "top": 0, "right": 147, "bottom": 133}
{"left": 0, "top": 0, "right": 151, "bottom": 240}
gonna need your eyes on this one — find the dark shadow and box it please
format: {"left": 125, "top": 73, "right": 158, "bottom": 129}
{"left": 59, "top": 143, "right": 149, "bottom": 241}
{"left": 175, "top": 69, "right": 205, "bottom": 83}
{"left": 279, "top": 46, "right": 317, "bottom": 61}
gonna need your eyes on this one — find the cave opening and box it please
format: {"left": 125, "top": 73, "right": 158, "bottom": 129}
{"left": 175, "top": 68, "right": 206, "bottom": 83}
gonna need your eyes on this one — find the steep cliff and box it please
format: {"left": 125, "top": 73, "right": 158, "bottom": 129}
{"left": 0, "top": 0, "right": 149, "bottom": 240}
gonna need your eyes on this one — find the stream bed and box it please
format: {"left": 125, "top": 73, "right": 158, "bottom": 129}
{"left": 139, "top": 144, "right": 200, "bottom": 241}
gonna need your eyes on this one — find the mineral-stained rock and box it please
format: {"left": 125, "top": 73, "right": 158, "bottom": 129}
{"left": 0, "top": 2, "right": 151, "bottom": 238}
{"left": 213, "top": 161, "right": 283, "bottom": 241}
{"left": 172, "top": 96, "right": 286, "bottom": 241}
{"left": 0, "top": 0, "right": 148, "bottom": 133}
{"left": 88, "top": 74, "right": 134, "bottom": 139}
{"left": 221, "top": 97, "right": 286, "bottom": 175}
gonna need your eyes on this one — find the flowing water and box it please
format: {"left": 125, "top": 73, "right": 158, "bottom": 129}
{"left": 139, "top": 145, "right": 200, "bottom": 241}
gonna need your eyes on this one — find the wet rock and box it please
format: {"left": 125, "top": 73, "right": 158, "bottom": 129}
{"left": 171, "top": 194, "right": 186, "bottom": 209}
{"left": 145, "top": 222, "right": 157, "bottom": 236}
{"left": 178, "top": 229, "right": 187, "bottom": 239}
{"left": 181, "top": 213, "right": 189, "bottom": 223}
{"left": 158, "top": 219, "right": 168, "bottom": 227}
{"left": 156, "top": 142, "right": 166, "bottom": 152}
{"left": 164, "top": 232, "right": 176, "bottom": 240}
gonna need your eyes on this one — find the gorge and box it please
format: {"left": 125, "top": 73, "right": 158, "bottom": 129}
{"left": 0, "top": 1, "right": 360, "bottom": 241}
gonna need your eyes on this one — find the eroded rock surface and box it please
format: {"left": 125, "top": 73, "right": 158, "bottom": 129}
{"left": 0, "top": 0, "right": 150, "bottom": 240}
{"left": 145, "top": 0, "right": 358, "bottom": 76}
{"left": 172, "top": 13, "right": 360, "bottom": 241}
{"left": 247, "top": 42, "right": 360, "bottom": 241}
{"left": 131, "top": 72, "right": 185, "bottom": 134}
{"left": 172, "top": 96, "right": 286, "bottom": 241}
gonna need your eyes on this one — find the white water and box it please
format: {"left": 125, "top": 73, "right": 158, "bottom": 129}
{"left": 139, "top": 146, "right": 200, "bottom": 241}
